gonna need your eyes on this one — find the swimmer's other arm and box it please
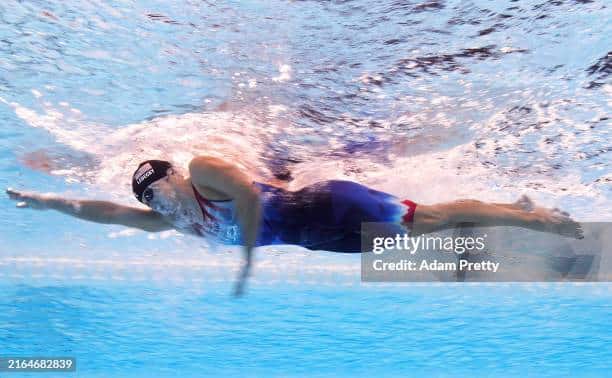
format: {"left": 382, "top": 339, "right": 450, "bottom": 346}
{"left": 188, "top": 156, "right": 262, "bottom": 296}
{"left": 6, "top": 188, "right": 172, "bottom": 232}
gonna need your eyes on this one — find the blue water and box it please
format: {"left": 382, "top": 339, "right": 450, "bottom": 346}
{"left": 1, "top": 282, "right": 610, "bottom": 378}
{"left": 1, "top": 0, "right": 611, "bottom": 376}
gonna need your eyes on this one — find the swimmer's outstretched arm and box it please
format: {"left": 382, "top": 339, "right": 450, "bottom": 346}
{"left": 6, "top": 188, "right": 172, "bottom": 232}
{"left": 189, "top": 156, "right": 262, "bottom": 297}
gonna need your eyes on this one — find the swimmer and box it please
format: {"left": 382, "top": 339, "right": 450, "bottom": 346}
{"left": 7, "top": 156, "right": 584, "bottom": 295}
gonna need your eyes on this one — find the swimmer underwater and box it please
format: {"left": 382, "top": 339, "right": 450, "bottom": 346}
{"left": 7, "top": 156, "right": 584, "bottom": 295}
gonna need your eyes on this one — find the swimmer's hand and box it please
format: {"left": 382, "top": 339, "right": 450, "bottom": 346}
{"left": 6, "top": 188, "right": 49, "bottom": 210}
{"left": 233, "top": 246, "right": 252, "bottom": 297}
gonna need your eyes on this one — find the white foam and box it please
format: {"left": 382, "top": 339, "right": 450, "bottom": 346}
{"left": 272, "top": 64, "right": 292, "bottom": 82}
{"left": 6, "top": 92, "right": 611, "bottom": 221}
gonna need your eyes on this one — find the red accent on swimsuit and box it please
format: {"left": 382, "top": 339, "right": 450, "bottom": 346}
{"left": 400, "top": 199, "right": 417, "bottom": 224}
{"left": 192, "top": 184, "right": 220, "bottom": 222}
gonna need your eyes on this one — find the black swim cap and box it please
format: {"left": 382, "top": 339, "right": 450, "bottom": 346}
{"left": 132, "top": 160, "right": 173, "bottom": 202}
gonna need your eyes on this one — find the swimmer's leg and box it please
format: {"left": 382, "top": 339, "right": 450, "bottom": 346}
{"left": 411, "top": 197, "right": 583, "bottom": 239}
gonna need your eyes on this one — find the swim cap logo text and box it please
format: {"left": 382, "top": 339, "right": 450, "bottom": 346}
{"left": 136, "top": 169, "right": 154, "bottom": 184}
{"left": 134, "top": 163, "right": 155, "bottom": 184}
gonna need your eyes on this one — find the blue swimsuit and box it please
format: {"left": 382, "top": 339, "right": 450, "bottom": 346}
{"left": 191, "top": 180, "right": 417, "bottom": 253}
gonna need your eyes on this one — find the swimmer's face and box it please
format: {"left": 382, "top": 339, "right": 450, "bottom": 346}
{"left": 142, "top": 168, "right": 182, "bottom": 215}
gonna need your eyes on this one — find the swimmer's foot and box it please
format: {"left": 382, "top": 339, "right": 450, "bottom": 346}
{"left": 497, "top": 195, "right": 534, "bottom": 212}
{"left": 529, "top": 205, "right": 584, "bottom": 239}
{"left": 514, "top": 194, "right": 535, "bottom": 212}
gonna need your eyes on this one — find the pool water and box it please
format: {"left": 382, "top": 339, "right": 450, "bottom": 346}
{"left": 0, "top": 0, "right": 610, "bottom": 376}
{"left": 1, "top": 282, "right": 610, "bottom": 377}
